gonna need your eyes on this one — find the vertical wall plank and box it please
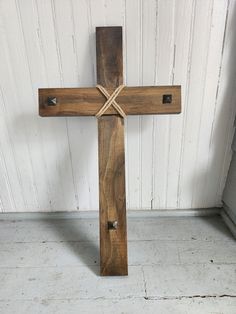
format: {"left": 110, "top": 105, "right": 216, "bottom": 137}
{"left": 52, "top": 0, "right": 89, "bottom": 211}
{"left": 16, "top": 0, "right": 57, "bottom": 211}
{"left": 0, "top": 129, "right": 14, "bottom": 212}
{"left": 205, "top": 0, "right": 236, "bottom": 206}
{"left": 152, "top": 0, "right": 176, "bottom": 209}
{"left": 0, "top": 90, "right": 15, "bottom": 211}
{"left": 140, "top": 0, "right": 156, "bottom": 209}
{"left": 125, "top": 0, "right": 142, "bottom": 209}
{"left": 166, "top": 0, "right": 194, "bottom": 209}
{"left": 178, "top": 0, "right": 214, "bottom": 209}
{"left": 17, "top": 0, "right": 75, "bottom": 211}
{"left": 104, "top": 0, "right": 124, "bottom": 25}
{"left": 69, "top": 0, "right": 98, "bottom": 210}
{"left": 0, "top": 0, "right": 41, "bottom": 211}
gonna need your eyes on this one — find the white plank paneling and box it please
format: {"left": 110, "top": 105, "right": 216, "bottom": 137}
{"left": 152, "top": 0, "right": 176, "bottom": 209}
{"left": 70, "top": 0, "right": 98, "bottom": 210}
{"left": 207, "top": 0, "right": 236, "bottom": 206}
{"left": 125, "top": 0, "right": 142, "bottom": 209}
{"left": 178, "top": 0, "right": 214, "bottom": 209}
{"left": 0, "top": 0, "right": 234, "bottom": 212}
{"left": 0, "top": 120, "right": 14, "bottom": 211}
{"left": 192, "top": 0, "right": 229, "bottom": 208}
{"left": 35, "top": 0, "right": 77, "bottom": 210}
{"left": 0, "top": 87, "right": 25, "bottom": 212}
{"left": 52, "top": 0, "right": 89, "bottom": 211}
{"left": 0, "top": 0, "right": 41, "bottom": 211}
{"left": 140, "top": 0, "right": 156, "bottom": 209}
{"left": 166, "top": 0, "right": 194, "bottom": 209}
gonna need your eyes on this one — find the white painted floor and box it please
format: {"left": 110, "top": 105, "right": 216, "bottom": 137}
{"left": 0, "top": 214, "right": 236, "bottom": 314}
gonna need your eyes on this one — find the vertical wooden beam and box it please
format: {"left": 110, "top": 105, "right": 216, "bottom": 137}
{"left": 96, "top": 27, "right": 128, "bottom": 276}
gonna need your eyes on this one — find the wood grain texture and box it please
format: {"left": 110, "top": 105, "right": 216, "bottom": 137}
{"left": 96, "top": 27, "right": 123, "bottom": 88}
{"left": 39, "top": 86, "right": 181, "bottom": 116}
{"left": 98, "top": 116, "right": 127, "bottom": 276}
{"left": 96, "top": 27, "right": 128, "bottom": 276}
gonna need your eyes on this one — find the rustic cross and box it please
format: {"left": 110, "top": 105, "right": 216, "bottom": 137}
{"left": 39, "top": 26, "right": 181, "bottom": 276}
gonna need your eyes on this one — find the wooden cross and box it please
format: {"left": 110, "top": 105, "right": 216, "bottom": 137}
{"left": 39, "top": 26, "right": 181, "bottom": 276}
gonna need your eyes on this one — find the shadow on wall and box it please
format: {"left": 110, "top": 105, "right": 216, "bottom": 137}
{"left": 14, "top": 112, "right": 100, "bottom": 274}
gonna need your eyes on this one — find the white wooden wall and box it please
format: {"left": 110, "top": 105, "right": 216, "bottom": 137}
{"left": 0, "top": 0, "right": 236, "bottom": 212}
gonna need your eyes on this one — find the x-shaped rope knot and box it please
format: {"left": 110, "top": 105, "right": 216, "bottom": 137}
{"left": 96, "top": 84, "right": 126, "bottom": 118}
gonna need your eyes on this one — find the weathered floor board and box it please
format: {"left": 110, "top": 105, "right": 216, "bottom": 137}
{"left": 1, "top": 238, "right": 236, "bottom": 268}
{"left": 0, "top": 214, "right": 236, "bottom": 313}
{"left": 0, "top": 298, "right": 235, "bottom": 314}
{"left": 0, "top": 215, "right": 233, "bottom": 243}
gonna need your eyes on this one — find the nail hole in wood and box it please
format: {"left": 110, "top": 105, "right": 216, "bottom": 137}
{"left": 162, "top": 94, "right": 172, "bottom": 104}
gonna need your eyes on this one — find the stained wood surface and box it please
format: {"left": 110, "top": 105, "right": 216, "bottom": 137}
{"left": 96, "top": 27, "right": 123, "bottom": 88}
{"left": 39, "top": 86, "right": 181, "bottom": 116}
{"left": 98, "top": 116, "right": 127, "bottom": 275}
{"left": 96, "top": 27, "right": 128, "bottom": 276}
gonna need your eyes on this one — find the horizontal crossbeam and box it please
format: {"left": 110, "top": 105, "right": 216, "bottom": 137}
{"left": 39, "top": 86, "right": 181, "bottom": 117}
